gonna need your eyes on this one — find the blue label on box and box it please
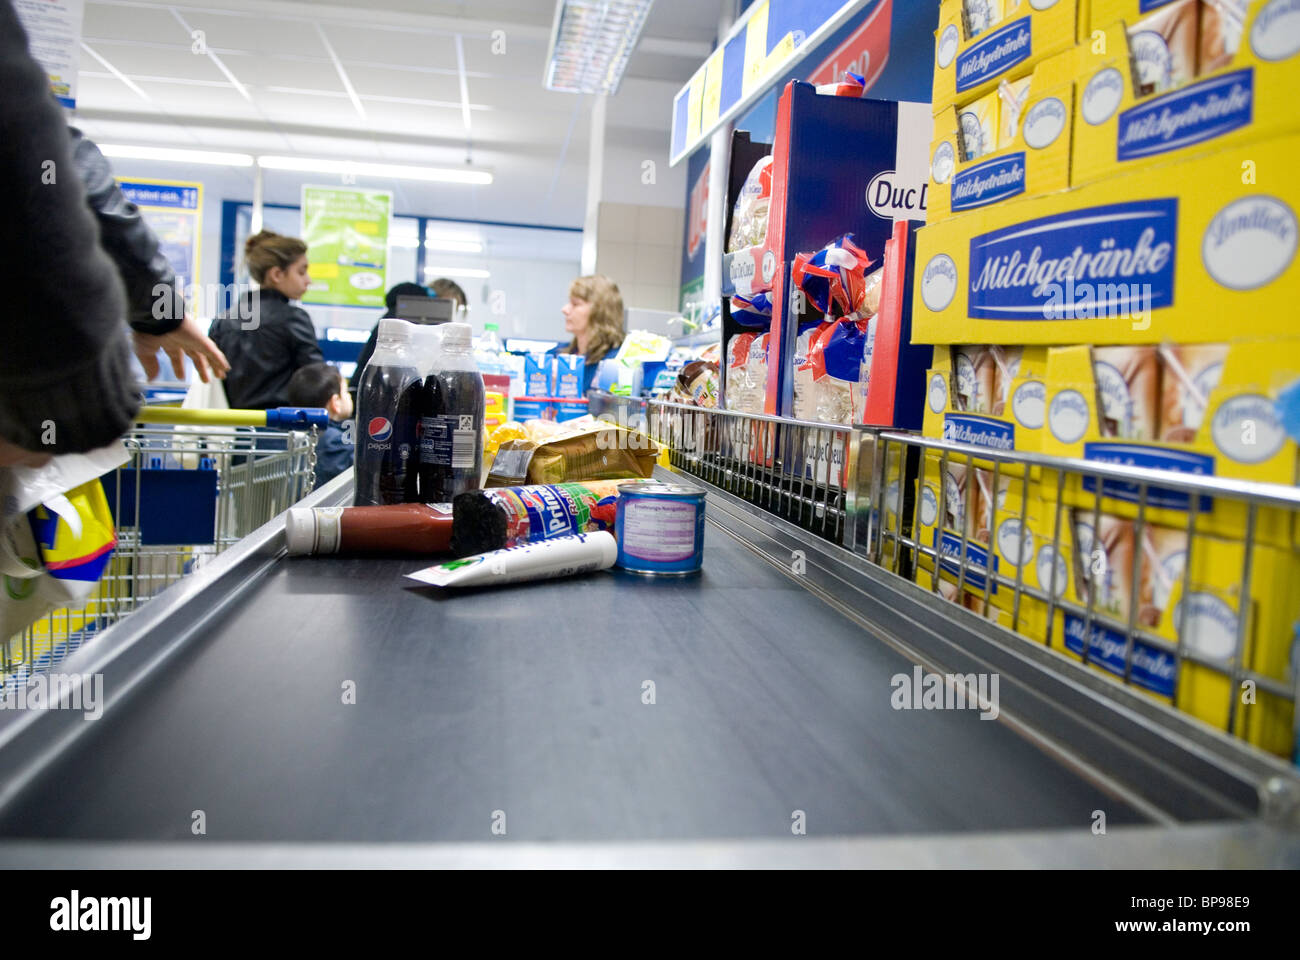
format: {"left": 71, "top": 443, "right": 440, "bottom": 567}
{"left": 943, "top": 414, "right": 1015, "bottom": 451}
{"left": 1140, "top": 0, "right": 1180, "bottom": 11}
{"left": 1081, "top": 442, "right": 1214, "bottom": 511}
{"left": 956, "top": 16, "right": 1032, "bottom": 92}
{"left": 934, "top": 530, "right": 998, "bottom": 593}
{"left": 968, "top": 198, "right": 1178, "bottom": 320}
{"left": 951, "top": 152, "right": 1027, "bottom": 211}
{"left": 1117, "top": 69, "right": 1254, "bottom": 162}
{"left": 513, "top": 399, "right": 554, "bottom": 421}
{"left": 555, "top": 400, "right": 589, "bottom": 422}
{"left": 1063, "top": 614, "right": 1176, "bottom": 697}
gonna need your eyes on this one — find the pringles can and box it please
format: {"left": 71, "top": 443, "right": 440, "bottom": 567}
{"left": 615, "top": 483, "right": 705, "bottom": 576}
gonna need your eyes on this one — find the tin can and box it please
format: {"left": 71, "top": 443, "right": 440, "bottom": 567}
{"left": 615, "top": 483, "right": 706, "bottom": 576}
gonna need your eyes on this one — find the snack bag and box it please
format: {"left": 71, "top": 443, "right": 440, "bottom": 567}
{"left": 727, "top": 155, "right": 774, "bottom": 253}
{"left": 726, "top": 333, "right": 757, "bottom": 412}
{"left": 811, "top": 317, "right": 870, "bottom": 425}
{"left": 744, "top": 333, "right": 770, "bottom": 414}
{"left": 730, "top": 292, "right": 774, "bottom": 328}
{"left": 487, "top": 420, "right": 659, "bottom": 487}
{"left": 793, "top": 321, "right": 831, "bottom": 421}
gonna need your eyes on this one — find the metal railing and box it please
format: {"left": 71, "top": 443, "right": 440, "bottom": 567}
{"left": 647, "top": 399, "right": 1300, "bottom": 763}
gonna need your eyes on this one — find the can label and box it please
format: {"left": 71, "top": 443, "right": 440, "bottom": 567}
{"left": 622, "top": 499, "right": 698, "bottom": 562}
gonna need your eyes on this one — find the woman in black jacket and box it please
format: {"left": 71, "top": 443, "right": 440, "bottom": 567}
{"left": 209, "top": 231, "right": 323, "bottom": 409}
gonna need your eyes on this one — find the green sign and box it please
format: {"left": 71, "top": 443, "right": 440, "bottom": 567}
{"left": 300, "top": 185, "right": 391, "bottom": 308}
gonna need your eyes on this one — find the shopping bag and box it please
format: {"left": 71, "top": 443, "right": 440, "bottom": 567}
{"left": 1, "top": 443, "right": 128, "bottom": 644}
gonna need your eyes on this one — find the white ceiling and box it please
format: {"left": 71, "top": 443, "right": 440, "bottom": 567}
{"left": 69, "top": 0, "right": 722, "bottom": 226}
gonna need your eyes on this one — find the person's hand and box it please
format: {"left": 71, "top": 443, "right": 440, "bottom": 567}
{"left": 133, "top": 314, "right": 230, "bottom": 384}
{"left": 0, "top": 437, "right": 51, "bottom": 468}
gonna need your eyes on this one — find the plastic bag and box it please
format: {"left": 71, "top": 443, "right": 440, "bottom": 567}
{"left": 1, "top": 443, "right": 127, "bottom": 644}
{"left": 727, "top": 156, "right": 774, "bottom": 253}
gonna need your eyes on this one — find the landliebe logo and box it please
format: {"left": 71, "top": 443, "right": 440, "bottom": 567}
{"left": 951, "top": 153, "right": 1026, "bottom": 211}
{"left": 368, "top": 417, "right": 393, "bottom": 442}
{"left": 967, "top": 199, "right": 1178, "bottom": 320}
{"left": 1117, "top": 69, "right": 1254, "bottom": 161}
{"left": 956, "top": 17, "right": 1032, "bottom": 92}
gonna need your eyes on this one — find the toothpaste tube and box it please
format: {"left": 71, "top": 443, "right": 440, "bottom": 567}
{"left": 406, "top": 532, "right": 617, "bottom": 589}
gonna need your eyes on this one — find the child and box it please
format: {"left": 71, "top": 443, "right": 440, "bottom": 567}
{"left": 287, "top": 363, "right": 354, "bottom": 486}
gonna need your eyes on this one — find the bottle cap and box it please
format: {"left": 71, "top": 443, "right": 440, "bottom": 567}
{"left": 441, "top": 322, "right": 472, "bottom": 349}
{"left": 485, "top": 322, "right": 499, "bottom": 332}
{"left": 284, "top": 508, "right": 316, "bottom": 556}
{"left": 378, "top": 318, "right": 412, "bottom": 341}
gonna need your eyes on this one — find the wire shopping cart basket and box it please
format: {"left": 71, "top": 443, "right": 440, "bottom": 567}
{"left": 2, "top": 406, "right": 329, "bottom": 688}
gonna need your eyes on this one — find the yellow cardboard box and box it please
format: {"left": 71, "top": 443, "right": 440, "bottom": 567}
{"left": 1074, "top": 2, "right": 1300, "bottom": 188}
{"left": 1041, "top": 340, "right": 1300, "bottom": 546}
{"left": 934, "top": 0, "right": 1085, "bottom": 111}
{"left": 929, "top": 48, "right": 1077, "bottom": 223}
{"left": 922, "top": 345, "right": 1050, "bottom": 472}
{"left": 1049, "top": 515, "right": 1298, "bottom": 757}
{"left": 914, "top": 132, "right": 1300, "bottom": 345}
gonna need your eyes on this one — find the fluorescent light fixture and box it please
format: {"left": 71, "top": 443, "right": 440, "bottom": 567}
{"left": 98, "top": 144, "right": 254, "bottom": 167}
{"left": 424, "top": 266, "right": 490, "bottom": 279}
{"left": 389, "top": 234, "right": 421, "bottom": 249}
{"left": 258, "top": 155, "right": 492, "bottom": 185}
{"left": 544, "top": 0, "right": 656, "bottom": 94}
{"left": 424, "top": 237, "right": 483, "bottom": 253}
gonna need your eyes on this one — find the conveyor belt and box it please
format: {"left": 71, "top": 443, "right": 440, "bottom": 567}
{"left": 0, "top": 493, "right": 1149, "bottom": 844}
{"left": 0, "top": 469, "right": 1296, "bottom": 866}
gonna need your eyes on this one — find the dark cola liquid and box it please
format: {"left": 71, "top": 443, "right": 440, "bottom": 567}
{"left": 354, "top": 361, "right": 420, "bottom": 506}
{"left": 416, "top": 367, "right": 484, "bottom": 501}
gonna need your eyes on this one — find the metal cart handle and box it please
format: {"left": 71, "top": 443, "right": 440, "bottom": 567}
{"left": 134, "top": 407, "right": 330, "bottom": 429}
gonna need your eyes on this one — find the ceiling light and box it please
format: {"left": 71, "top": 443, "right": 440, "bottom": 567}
{"left": 98, "top": 145, "right": 254, "bottom": 167}
{"left": 544, "top": 0, "right": 656, "bottom": 95}
{"left": 424, "top": 266, "right": 491, "bottom": 279}
{"left": 389, "top": 234, "right": 421, "bottom": 249}
{"left": 258, "top": 156, "right": 492, "bottom": 185}
{"left": 424, "top": 237, "right": 484, "bottom": 253}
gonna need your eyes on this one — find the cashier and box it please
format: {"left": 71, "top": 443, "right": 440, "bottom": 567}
{"left": 559, "top": 274, "right": 625, "bottom": 394}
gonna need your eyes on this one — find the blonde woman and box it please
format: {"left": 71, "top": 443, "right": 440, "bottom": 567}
{"left": 560, "top": 274, "right": 625, "bottom": 394}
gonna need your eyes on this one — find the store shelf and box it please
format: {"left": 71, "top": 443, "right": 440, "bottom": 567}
{"left": 671, "top": 329, "right": 721, "bottom": 349}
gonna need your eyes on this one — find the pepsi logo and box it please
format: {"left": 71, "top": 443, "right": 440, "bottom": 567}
{"left": 368, "top": 417, "right": 393, "bottom": 442}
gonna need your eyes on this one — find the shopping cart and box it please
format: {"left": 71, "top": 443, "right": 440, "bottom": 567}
{"left": 2, "top": 406, "right": 329, "bottom": 688}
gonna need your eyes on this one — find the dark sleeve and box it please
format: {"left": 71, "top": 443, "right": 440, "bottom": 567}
{"left": 70, "top": 127, "right": 184, "bottom": 336}
{"left": 0, "top": 4, "right": 139, "bottom": 453}
{"left": 313, "top": 424, "right": 354, "bottom": 485}
{"left": 286, "top": 305, "right": 324, "bottom": 368}
{"left": 349, "top": 324, "right": 380, "bottom": 388}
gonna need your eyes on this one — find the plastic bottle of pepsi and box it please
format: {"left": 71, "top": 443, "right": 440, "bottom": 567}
{"left": 416, "top": 322, "right": 485, "bottom": 501}
{"left": 354, "top": 319, "right": 421, "bottom": 506}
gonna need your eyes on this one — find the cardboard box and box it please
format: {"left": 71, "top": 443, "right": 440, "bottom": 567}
{"left": 523, "top": 354, "right": 553, "bottom": 397}
{"left": 928, "top": 48, "right": 1076, "bottom": 223}
{"left": 1074, "top": 2, "right": 1300, "bottom": 187}
{"left": 933, "top": 0, "right": 1084, "bottom": 111}
{"left": 922, "top": 345, "right": 1050, "bottom": 472}
{"left": 1050, "top": 518, "right": 1298, "bottom": 757}
{"left": 1041, "top": 339, "right": 1300, "bottom": 546}
{"left": 553, "top": 355, "right": 585, "bottom": 399}
{"left": 914, "top": 132, "right": 1300, "bottom": 344}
